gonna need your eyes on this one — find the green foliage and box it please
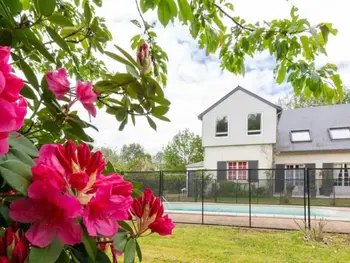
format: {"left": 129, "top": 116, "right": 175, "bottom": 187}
{"left": 29, "top": 238, "right": 64, "bottom": 263}
{"left": 217, "top": 181, "right": 270, "bottom": 198}
{"left": 277, "top": 88, "right": 350, "bottom": 109}
{"left": 162, "top": 129, "right": 204, "bottom": 170}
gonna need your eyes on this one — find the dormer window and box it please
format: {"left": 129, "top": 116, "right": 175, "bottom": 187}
{"left": 216, "top": 116, "right": 228, "bottom": 137}
{"left": 291, "top": 130, "right": 311, "bottom": 142}
{"left": 247, "top": 113, "right": 262, "bottom": 135}
{"left": 329, "top": 127, "right": 350, "bottom": 140}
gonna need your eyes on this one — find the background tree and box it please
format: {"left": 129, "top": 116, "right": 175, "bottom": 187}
{"left": 120, "top": 143, "right": 146, "bottom": 164}
{"left": 163, "top": 129, "right": 203, "bottom": 170}
{"left": 278, "top": 88, "right": 350, "bottom": 109}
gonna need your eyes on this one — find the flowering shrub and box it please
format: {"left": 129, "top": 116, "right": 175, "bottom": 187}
{"left": 0, "top": 44, "right": 174, "bottom": 263}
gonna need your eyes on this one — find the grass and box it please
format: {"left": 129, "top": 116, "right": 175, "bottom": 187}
{"left": 124, "top": 224, "right": 350, "bottom": 263}
{"left": 164, "top": 194, "right": 350, "bottom": 207}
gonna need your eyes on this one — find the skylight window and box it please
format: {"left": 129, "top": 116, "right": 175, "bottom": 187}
{"left": 329, "top": 127, "right": 350, "bottom": 140}
{"left": 291, "top": 130, "right": 311, "bottom": 142}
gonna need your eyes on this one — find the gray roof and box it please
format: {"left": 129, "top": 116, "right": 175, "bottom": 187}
{"left": 186, "top": 161, "right": 204, "bottom": 168}
{"left": 277, "top": 104, "right": 350, "bottom": 152}
{"left": 198, "top": 86, "right": 282, "bottom": 120}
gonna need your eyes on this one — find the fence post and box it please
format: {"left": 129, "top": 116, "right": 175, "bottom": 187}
{"left": 159, "top": 170, "right": 163, "bottom": 198}
{"left": 214, "top": 179, "right": 217, "bottom": 203}
{"left": 306, "top": 168, "right": 311, "bottom": 229}
{"left": 201, "top": 169, "right": 204, "bottom": 225}
{"left": 303, "top": 167, "right": 307, "bottom": 230}
{"left": 248, "top": 169, "right": 252, "bottom": 228}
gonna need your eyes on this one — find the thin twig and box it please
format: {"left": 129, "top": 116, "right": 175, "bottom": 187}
{"left": 213, "top": 3, "right": 254, "bottom": 32}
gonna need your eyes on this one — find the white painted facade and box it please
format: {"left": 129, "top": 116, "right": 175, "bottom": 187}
{"left": 201, "top": 89, "right": 278, "bottom": 147}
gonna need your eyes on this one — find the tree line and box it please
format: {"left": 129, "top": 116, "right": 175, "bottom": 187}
{"left": 97, "top": 129, "right": 204, "bottom": 172}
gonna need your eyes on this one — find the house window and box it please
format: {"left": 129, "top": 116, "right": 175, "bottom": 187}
{"left": 227, "top": 161, "right": 247, "bottom": 180}
{"left": 333, "top": 164, "right": 350, "bottom": 187}
{"left": 290, "top": 130, "right": 311, "bottom": 142}
{"left": 216, "top": 116, "right": 228, "bottom": 137}
{"left": 329, "top": 127, "right": 350, "bottom": 140}
{"left": 247, "top": 113, "right": 262, "bottom": 135}
{"left": 285, "top": 164, "right": 304, "bottom": 187}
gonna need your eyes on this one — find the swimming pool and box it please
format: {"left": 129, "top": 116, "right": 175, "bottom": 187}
{"left": 163, "top": 202, "right": 350, "bottom": 220}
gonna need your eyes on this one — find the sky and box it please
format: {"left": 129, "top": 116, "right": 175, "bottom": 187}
{"left": 80, "top": 0, "right": 350, "bottom": 154}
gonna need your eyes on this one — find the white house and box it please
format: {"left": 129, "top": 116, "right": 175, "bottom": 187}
{"left": 190, "top": 86, "right": 350, "bottom": 196}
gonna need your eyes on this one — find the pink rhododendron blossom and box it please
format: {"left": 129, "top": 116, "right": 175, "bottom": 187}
{"left": 129, "top": 188, "right": 175, "bottom": 236}
{"left": 90, "top": 173, "right": 133, "bottom": 196}
{"left": 83, "top": 186, "right": 132, "bottom": 236}
{"left": 45, "top": 68, "right": 70, "bottom": 99}
{"left": 0, "top": 225, "right": 29, "bottom": 263}
{"left": 76, "top": 81, "right": 98, "bottom": 117}
{"left": 0, "top": 46, "right": 26, "bottom": 156}
{"left": 149, "top": 215, "right": 175, "bottom": 236}
{"left": 9, "top": 181, "right": 83, "bottom": 247}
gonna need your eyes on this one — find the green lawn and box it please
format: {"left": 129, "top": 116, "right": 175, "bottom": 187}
{"left": 127, "top": 224, "right": 350, "bottom": 263}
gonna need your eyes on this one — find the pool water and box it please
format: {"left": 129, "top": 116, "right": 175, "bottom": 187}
{"left": 164, "top": 202, "right": 350, "bottom": 220}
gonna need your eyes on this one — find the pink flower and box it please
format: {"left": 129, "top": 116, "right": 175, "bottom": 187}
{"left": 90, "top": 173, "right": 133, "bottom": 196}
{"left": 83, "top": 186, "right": 132, "bottom": 236}
{"left": 76, "top": 81, "right": 97, "bottom": 117}
{"left": 9, "top": 181, "right": 83, "bottom": 248}
{"left": 137, "top": 42, "right": 152, "bottom": 74}
{"left": 149, "top": 215, "right": 175, "bottom": 236}
{"left": 0, "top": 46, "right": 26, "bottom": 156}
{"left": 0, "top": 225, "right": 29, "bottom": 263}
{"left": 129, "top": 188, "right": 175, "bottom": 236}
{"left": 45, "top": 68, "right": 70, "bottom": 99}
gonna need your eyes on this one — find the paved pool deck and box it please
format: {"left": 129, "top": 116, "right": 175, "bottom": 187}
{"left": 166, "top": 212, "right": 350, "bottom": 233}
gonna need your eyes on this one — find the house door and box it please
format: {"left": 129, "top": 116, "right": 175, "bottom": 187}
{"left": 285, "top": 164, "right": 304, "bottom": 195}
{"left": 333, "top": 164, "right": 350, "bottom": 195}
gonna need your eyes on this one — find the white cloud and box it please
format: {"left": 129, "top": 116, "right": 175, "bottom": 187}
{"left": 84, "top": 0, "right": 350, "bottom": 154}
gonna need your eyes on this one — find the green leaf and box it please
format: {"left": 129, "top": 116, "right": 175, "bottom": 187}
{"left": 6, "top": 148, "right": 35, "bottom": 167}
{"left": 47, "top": 14, "right": 74, "bottom": 26}
{"left": 113, "top": 231, "right": 128, "bottom": 252}
{"left": 114, "top": 44, "right": 140, "bottom": 68}
{"left": 8, "top": 132, "right": 38, "bottom": 157}
{"left": 36, "top": 0, "right": 56, "bottom": 16}
{"left": 151, "top": 106, "right": 169, "bottom": 116}
{"left": 158, "top": 0, "right": 172, "bottom": 27}
{"left": 83, "top": 230, "right": 97, "bottom": 262}
{"left": 0, "top": 160, "right": 32, "bottom": 181}
{"left": 46, "top": 26, "right": 70, "bottom": 52}
{"left": 43, "top": 120, "right": 60, "bottom": 133}
{"left": 18, "top": 59, "right": 39, "bottom": 91}
{"left": 320, "top": 24, "right": 329, "bottom": 44}
{"left": 300, "top": 36, "right": 311, "bottom": 60}
{"left": 3, "top": 0, "right": 21, "bottom": 15}
{"left": 136, "top": 241, "right": 142, "bottom": 262}
{"left": 84, "top": 1, "right": 92, "bottom": 24}
{"left": 95, "top": 250, "right": 111, "bottom": 263}
{"left": 277, "top": 62, "right": 287, "bottom": 84}
{"left": 0, "top": 29, "right": 12, "bottom": 46}
{"left": 20, "top": 84, "right": 38, "bottom": 100}
{"left": 147, "top": 116, "right": 157, "bottom": 131}
{"left": 118, "top": 221, "right": 134, "bottom": 233}
{"left": 0, "top": 163, "right": 31, "bottom": 195}
{"left": 23, "top": 29, "right": 55, "bottom": 63}
{"left": 115, "top": 108, "right": 127, "bottom": 122}
{"left": 22, "top": 0, "right": 30, "bottom": 10}
{"left": 124, "top": 239, "right": 136, "bottom": 263}
{"left": 0, "top": 206, "right": 10, "bottom": 224}
{"left": 29, "top": 238, "right": 63, "bottom": 263}
{"left": 105, "top": 51, "right": 136, "bottom": 69}
{"left": 56, "top": 250, "right": 70, "bottom": 263}
{"left": 178, "top": 0, "right": 193, "bottom": 23}
{"left": 153, "top": 114, "right": 171, "bottom": 122}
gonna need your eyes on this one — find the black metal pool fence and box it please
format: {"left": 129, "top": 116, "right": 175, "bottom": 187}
{"left": 121, "top": 168, "right": 350, "bottom": 231}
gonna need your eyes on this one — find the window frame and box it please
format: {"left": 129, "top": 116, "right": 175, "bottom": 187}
{"left": 285, "top": 164, "right": 304, "bottom": 187}
{"left": 247, "top": 112, "right": 263, "bottom": 136}
{"left": 328, "top": 127, "right": 350, "bottom": 140}
{"left": 215, "top": 116, "right": 229, "bottom": 138}
{"left": 290, "top": 129, "right": 312, "bottom": 143}
{"left": 227, "top": 161, "right": 248, "bottom": 181}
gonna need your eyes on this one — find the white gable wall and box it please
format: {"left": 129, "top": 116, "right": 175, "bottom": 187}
{"left": 201, "top": 89, "right": 278, "bottom": 147}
